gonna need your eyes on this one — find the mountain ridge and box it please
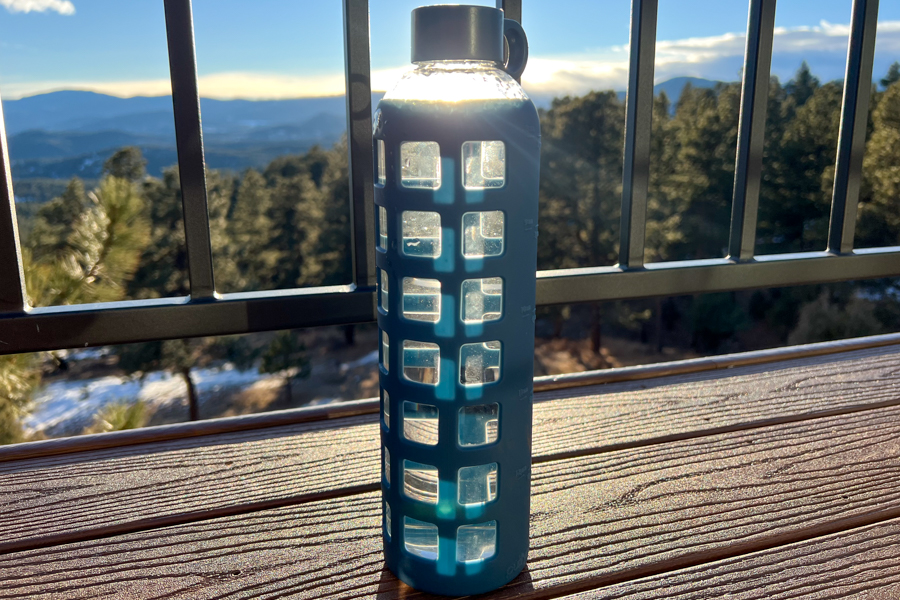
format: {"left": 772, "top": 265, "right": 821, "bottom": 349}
{"left": 6, "top": 77, "right": 723, "bottom": 184}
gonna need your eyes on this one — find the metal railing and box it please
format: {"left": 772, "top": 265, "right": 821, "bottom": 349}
{"left": 0, "top": 0, "right": 895, "bottom": 356}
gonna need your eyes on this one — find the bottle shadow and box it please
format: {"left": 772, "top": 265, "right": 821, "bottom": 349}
{"left": 375, "top": 563, "right": 535, "bottom": 599}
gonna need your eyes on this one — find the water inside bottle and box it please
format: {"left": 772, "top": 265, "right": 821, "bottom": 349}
{"left": 404, "top": 516, "right": 439, "bottom": 560}
{"left": 376, "top": 139, "right": 386, "bottom": 186}
{"left": 402, "top": 277, "right": 441, "bottom": 322}
{"left": 378, "top": 206, "right": 388, "bottom": 251}
{"left": 402, "top": 211, "right": 442, "bottom": 257}
{"left": 401, "top": 141, "right": 442, "bottom": 189}
{"left": 460, "top": 341, "right": 501, "bottom": 384}
{"left": 403, "top": 340, "right": 440, "bottom": 384}
{"left": 456, "top": 521, "right": 497, "bottom": 563}
{"left": 458, "top": 463, "right": 498, "bottom": 505}
{"left": 462, "top": 211, "right": 504, "bottom": 257}
{"left": 379, "top": 269, "right": 389, "bottom": 313}
{"left": 381, "top": 330, "right": 389, "bottom": 372}
{"left": 461, "top": 278, "right": 502, "bottom": 322}
{"left": 403, "top": 401, "right": 439, "bottom": 445}
{"left": 403, "top": 459, "right": 439, "bottom": 504}
{"left": 459, "top": 404, "right": 499, "bottom": 446}
{"left": 462, "top": 141, "right": 505, "bottom": 189}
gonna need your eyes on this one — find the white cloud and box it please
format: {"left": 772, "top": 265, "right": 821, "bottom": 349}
{"left": 4, "top": 20, "right": 899, "bottom": 101}
{"left": 522, "top": 19, "right": 900, "bottom": 99}
{"left": 0, "top": 0, "right": 75, "bottom": 15}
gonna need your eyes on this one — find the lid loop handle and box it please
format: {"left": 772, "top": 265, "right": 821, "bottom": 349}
{"left": 502, "top": 19, "right": 528, "bottom": 81}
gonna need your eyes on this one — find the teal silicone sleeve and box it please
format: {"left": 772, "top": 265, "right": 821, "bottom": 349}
{"left": 375, "top": 96, "right": 541, "bottom": 596}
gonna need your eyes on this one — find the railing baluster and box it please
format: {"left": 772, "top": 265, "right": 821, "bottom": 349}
{"left": 344, "top": 0, "right": 377, "bottom": 290}
{"left": 728, "top": 0, "right": 776, "bottom": 261}
{"left": 497, "top": 0, "right": 522, "bottom": 23}
{"left": 0, "top": 94, "right": 27, "bottom": 314}
{"left": 164, "top": 0, "right": 217, "bottom": 300}
{"left": 619, "top": 0, "right": 658, "bottom": 269}
{"left": 828, "top": 0, "right": 879, "bottom": 255}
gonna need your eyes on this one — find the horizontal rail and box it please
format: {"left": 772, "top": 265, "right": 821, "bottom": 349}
{"left": 3, "top": 331, "right": 899, "bottom": 463}
{"left": 2, "top": 249, "right": 899, "bottom": 355}
{"left": 0, "top": 286, "right": 374, "bottom": 355}
{"left": 535, "top": 248, "right": 900, "bottom": 305}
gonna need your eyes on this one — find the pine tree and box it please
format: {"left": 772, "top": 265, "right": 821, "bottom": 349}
{"left": 785, "top": 61, "right": 819, "bottom": 108}
{"left": 880, "top": 61, "right": 900, "bottom": 90}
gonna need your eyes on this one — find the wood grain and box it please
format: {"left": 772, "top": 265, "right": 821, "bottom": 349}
{"left": 2, "top": 345, "right": 900, "bottom": 553}
{"left": 564, "top": 516, "right": 900, "bottom": 599}
{"left": 2, "top": 403, "right": 900, "bottom": 599}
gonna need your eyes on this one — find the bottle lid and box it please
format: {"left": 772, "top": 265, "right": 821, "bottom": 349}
{"left": 411, "top": 5, "right": 504, "bottom": 63}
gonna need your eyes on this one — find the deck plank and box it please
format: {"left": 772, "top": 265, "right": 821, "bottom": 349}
{"left": 2, "top": 345, "right": 900, "bottom": 553}
{"left": 563, "top": 516, "right": 900, "bottom": 599}
{"left": 2, "top": 402, "right": 900, "bottom": 599}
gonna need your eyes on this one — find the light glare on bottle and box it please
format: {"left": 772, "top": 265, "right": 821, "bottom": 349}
{"left": 462, "top": 211, "right": 504, "bottom": 257}
{"left": 402, "top": 277, "right": 441, "bottom": 322}
{"left": 463, "top": 141, "right": 505, "bottom": 189}
{"left": 402, "top": 211, "right": 442, "bottom": 257}
{"left": 401, "top": 141, "right": 441, "bottom": 189}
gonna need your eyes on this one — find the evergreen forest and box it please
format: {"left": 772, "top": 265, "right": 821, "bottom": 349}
{"left": 2, "top": 62, "right": 900, "bottom": 444}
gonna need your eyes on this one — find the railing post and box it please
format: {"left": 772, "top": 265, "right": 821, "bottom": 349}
{"left": 828, "top": 0, "right": 879, "bottom": 255}
{"left": 619, "top": 0, "right": 658, "bottom": 269}
{"left": 728, "top": 0, "right": 776, "bottom": 261}
{"left": 496, "top": 0, "right": 522, "bottom": 23}
{"left": 0, "top": 92, "right": 27, "bottom": 314}
{"left": 344, "top": 0, "right": 377, "bottom": 290}
{"left": 164, "top": 0, "right": 217, "bottom": 300}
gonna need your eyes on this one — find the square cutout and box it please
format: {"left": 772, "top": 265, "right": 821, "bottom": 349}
{"left": 402, "top": 211, "right": 441, "bottom": 257}
{"left": 382, "top": 390, "right": 390, "bottom": 430}
{"left": 461, "top": 278, "right": 502, "bottom": 322}
{"left": 401, "top": 141, "right": 441, "bottom": 189}
{"left": 462, "top": 141, "right": 505, "bottom": 189}
{"left": 459, "top": 404, "right": 499, "bottom": 447}
{"left": 379, "top": 269, "right": 389, "bottom": 313}
{"left": 384, "top": 501, "right": 392, "bottom": 540}
{"left": 376, "top": 139, "right": 386, "bottom": 186}
{"left": 404, "top": 517, "right": 439, "bottom": 560}
{"left": 403, "top": 401, "right": 439, "bottom": 445}
{"left": 403, "top": 340, "right": 440, "bottom": 385}
{"left": 378, "top": 206, "right": 388, "bottom": 251}
{"left": 402, "top": 277, "right": 441, "bottom": 322}
{"left": 457, "top": 521, "right": 497, "bottom": 562}
{"left": 403, "top": 459, "right": 438, "bottom": 504}
{"left": 381, "top": 330, "right": 390, "bottom": 372}
{"left": 462, "top": 211, "right": 504, "bottom": 257}
{"left": 384, "top": 447, "right": 391, "bottom": 485}
{"left": 459, "top": 341, "right": 501, "bottom": 385}
{"left": 458, "top": 463, "right": 498, "bottom": 505}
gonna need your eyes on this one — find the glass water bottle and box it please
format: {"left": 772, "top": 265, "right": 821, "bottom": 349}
{"left": 374, "top": 5, "right": 540, "bottom": 595}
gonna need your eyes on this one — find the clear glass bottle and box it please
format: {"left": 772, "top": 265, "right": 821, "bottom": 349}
{"left": 374, "top": 4, "right": 540, "bottom": 596}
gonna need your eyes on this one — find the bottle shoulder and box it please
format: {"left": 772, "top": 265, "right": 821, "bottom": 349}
{"left": 382, "top": 62, "right": 529, "bottom": 103}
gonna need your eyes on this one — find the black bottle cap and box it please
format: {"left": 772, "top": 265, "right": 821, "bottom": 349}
{"left": 411, "top": 5, "right": 504, "bottom": 63}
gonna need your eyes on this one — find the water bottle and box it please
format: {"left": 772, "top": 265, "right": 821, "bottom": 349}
{"left": 374, "top": 4, "right": 540, "bottom": 595}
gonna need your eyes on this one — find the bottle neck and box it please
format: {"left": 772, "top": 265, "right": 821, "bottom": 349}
{"left": 412, "top": 60, "right": 501, "bottom": 72}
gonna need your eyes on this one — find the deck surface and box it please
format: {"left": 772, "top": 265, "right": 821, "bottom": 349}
{"left": 2, "top": 344, "right": 900, "bottom": 599}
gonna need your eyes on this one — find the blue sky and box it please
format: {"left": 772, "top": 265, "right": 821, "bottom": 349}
{"left": 0, "top": 0, "right": 898, "bottom": 99}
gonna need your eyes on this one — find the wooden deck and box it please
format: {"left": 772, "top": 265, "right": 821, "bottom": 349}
{"left": 3, "top": 341, "right": 900, "bottom": 599}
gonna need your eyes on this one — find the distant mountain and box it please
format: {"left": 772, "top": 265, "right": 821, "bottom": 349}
{"left": 3, "top": 90, "right": 381, "bottom": 139}
{"left": 4, "top": 90, "right": 383, "bottom": 181}
{"left": 653, "top": 76, "right": 721, "bottom": 102}
{"left": 5, "top": 79, "right": 724, "bottom": 185}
